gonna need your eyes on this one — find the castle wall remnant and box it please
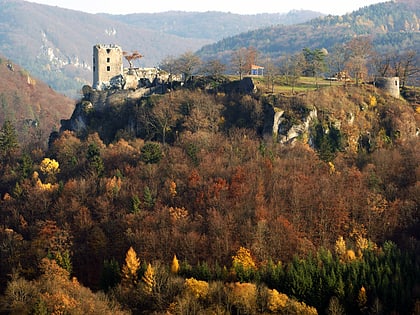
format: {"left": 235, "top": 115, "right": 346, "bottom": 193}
{"left": 375, "top": 77, "right": 400, "bottom": 98}
{"left": 93, "top": 44, "right": 123, "bottom": 89}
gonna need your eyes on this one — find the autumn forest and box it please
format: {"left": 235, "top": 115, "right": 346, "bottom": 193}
{"left": 0, "top": 69, "right": 419, "bottom": 315}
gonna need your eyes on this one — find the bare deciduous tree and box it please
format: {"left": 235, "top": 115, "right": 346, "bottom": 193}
{"left": 344, "top": 36, "right": 373, "bottom": 85}
{"left": 263, "top": 58, "right": 279, "bottom": 93}
{"left": 280, "top": 53, "right": 305, "bottom": 93}
{"left": 123, "top": 51, "right": 143, "bottom": 69}
{"left": 201, "top": 59, "right": 226, "bottom": 77}
{"left": 392, "top": 50, "right": 419, "bottom": 87}
{"left": 231, "top": 47, "right": 258, "bottom": 80}
{"left": 174, "top": 51, "right": 202, "bottom": 83}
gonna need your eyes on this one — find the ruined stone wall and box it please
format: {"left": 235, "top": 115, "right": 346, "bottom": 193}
{"left": 93, "top": 44, "right": 123, "bottom": 88}
{"left": 375, "top": 77, "right": 400, "bottom": 98}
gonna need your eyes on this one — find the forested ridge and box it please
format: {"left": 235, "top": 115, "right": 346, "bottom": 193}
{"left": 0, "top": 55, "right": 74, "bottom": 146}
{"left": 0, "top": 77, "right": 419, "bottom": 314}
{"left": 196, "top": 0, "right": 420, "bottom": 76}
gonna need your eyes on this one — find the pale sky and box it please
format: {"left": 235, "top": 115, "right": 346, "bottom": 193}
{"left": 28, "top": 0, "right": 387, "bottom": 15}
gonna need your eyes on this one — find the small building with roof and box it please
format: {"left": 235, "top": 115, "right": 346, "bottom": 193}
{"left": 250, "top": 64, "right": 264, "bottom": 76}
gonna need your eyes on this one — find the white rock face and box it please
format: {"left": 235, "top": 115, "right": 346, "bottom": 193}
{"left": 273, "top": 108, "right": 318, "bottom": 144}
{"left": 272, "top": 110, "right": 285, "bottom": 137}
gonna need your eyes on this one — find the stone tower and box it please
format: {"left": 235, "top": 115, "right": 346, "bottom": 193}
{"left": 92, "top": 44, "right": 123, "bottom": 89}
{"left": 375, "top": 77, "right": 400, "bottom": 98}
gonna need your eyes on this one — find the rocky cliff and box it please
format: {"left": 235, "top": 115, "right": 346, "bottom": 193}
{"left": 56, "top": 77, "right": 420, "bottom": 160}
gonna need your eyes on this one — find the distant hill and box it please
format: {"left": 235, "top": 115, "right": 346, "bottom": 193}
{"left": 0, "top": 0, "right": 210, "bottom": 97}
{"left": 197, "top": 0, "right": 420, "bottom": 72}
{"left": 0, "top": 0, "right": 322, "bottom": 97}
{"left": 0, "top": 55, "right": 75, "bottom": 147}
{"left": 101, "top": 10, "right": 324, "bottom": 41}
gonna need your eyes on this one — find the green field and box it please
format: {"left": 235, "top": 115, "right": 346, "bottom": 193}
{"left": 249, "top": 75, "right": 349, "bottom": 94}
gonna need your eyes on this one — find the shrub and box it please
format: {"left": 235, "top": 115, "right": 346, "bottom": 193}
{"left": 140, "top": 142, "right": 162, "bottom": 164}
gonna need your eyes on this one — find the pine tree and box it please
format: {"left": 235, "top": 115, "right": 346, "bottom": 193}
{"left": 327, "top": 296, "right": 345, "bottom": 315}
{"left": 131, "top": 195, "right": 141, "bottom": 214}
{"left": 140, "top": 142, "right": 162, "bottom": 164}
{"left": 143, "top": 186, "right": 155, "bottom": 209}
{"left": 335, "top": 236, "right": 347, "bottom": 259}
{"left": 54, "top": 250, "right": 72, "bottom": 275}
{"left": 357, "top": 286, "right": 368, "bottom": 313}
{"left": 0, "top": 120, "right": 18, "bottom": 165}
{"left": 86, "top": 143, "right": 104, "bottom": 177}
{"left": 142, "top": 263, "right": 155, "bottom": 294}
{"left": 171, "top": 255, "right": 179, "bottom": 274}
{"left": 100, "top": 258, "right": 121, "bottom": 292}
{"left": 122, "top": 247, "right": 140, "bottom": 287}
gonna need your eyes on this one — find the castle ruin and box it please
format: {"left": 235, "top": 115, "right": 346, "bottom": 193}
{"left": 92, "top": 44, "right": 171, "bottom": 91}
{"left": 375, "top": 77, "right": 400, "bottom": 98}
{"left": 93, "top": 44, "right": 123, "bottom": 89}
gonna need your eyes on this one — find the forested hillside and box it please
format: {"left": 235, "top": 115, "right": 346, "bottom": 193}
{"left": 197, "top": 0, "right": 420, "bottom": 79}
{"left": 103, "top": 10, "right": 323, "bottom": 41}
{"left": 0, "top": 55, "right": 74, "bottom": 148}
{"left": 0, "top": 74, "right": 419, "bottom": 313}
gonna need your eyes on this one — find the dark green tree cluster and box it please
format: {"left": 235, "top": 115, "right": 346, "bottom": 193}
{"left": 311, "top": 121, "right": 343, "bottom": 162}
{"left": 96, "top": 242, "right": 418, "bottom": 314}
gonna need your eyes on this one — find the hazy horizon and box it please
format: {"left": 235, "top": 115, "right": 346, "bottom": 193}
{"left": 27, "top": 0, "right": 387, "bottom": 16}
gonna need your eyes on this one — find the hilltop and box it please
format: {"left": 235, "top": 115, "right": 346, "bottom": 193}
{"left": 197, "top": 0, "right": 420, "bottom": 83}
{"left": 58, "top": 74, "right": 419, "bottom": 151}
{"left": 0, "top": 55, "right": 74, "bottom": 147}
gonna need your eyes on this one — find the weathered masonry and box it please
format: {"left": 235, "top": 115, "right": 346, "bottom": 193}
{"left": 375, "top": 77, "right": 400, "bottom": 98}
{"left": 92, "top": 44, "right": 123, "bottom": 89}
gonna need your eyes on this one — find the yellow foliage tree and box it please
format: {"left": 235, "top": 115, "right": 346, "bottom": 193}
{"left": 355, "top": 235, "right": 369, "bottom": 257}
{"left": 171, "top": 254, "right": 179, "bottom": 274}
{"left": 105, "top": 176, "right": 122, "bottom": 198}
{"left": 357, "top": 286, "right": 368, "bottom": 312}
{"left": 265, "top": 288, "right": 318, "bottom": 314}
{"left": 232, "top": 246, "right": 256, "bottom": 270}
{"left": 184, "top": 278, "right": 209, "bottom": 299}
{"left": 346, "top": 249, "right": 357, "bottom": 261}
{"left": 39, "top": 158, "right": 60, "bottom": 183}
{"left": 169, "top": 180, "right": 177, "bottom": 198}
{"left": 267, "top": 288, "right": 288, "bottom": 312}
{"left": 33, "top": 171, "right": 58, "bottom": 191}
{"left": 350, "top": 224, "right": 376, "bottom": 258}
{"left": 142, "top": 263, "right": 155, "bottom": 294}
{"left": 225, "top": 282, "right": 257, "bottom": 314}
{"left": 2, "top": 258, "right": 129, "bottom": 315}
{"left": 169, "top": 206, "right": 188, "bottom": 220}
{"left": 335, "top": 236, "right": 347, "bottom": 258}
{"left": 287, "top": 299, "right": 318, "bottom": 315}
{"left": 121, "top": 247, "right": 140, "bottom": 286}
{"left": 369, "top": 95, "right": 377, "bottom": 107}
{"left": 328, "top": 161, "right": 336, "bottom": 174}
